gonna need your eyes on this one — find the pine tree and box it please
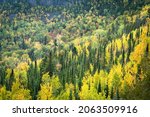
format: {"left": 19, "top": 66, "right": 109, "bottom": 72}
{"left": 122, "top": 42, "right": 125, "bottom": 66}
{"left": 146, "top": 43, "right": 149, "bottom": 57}
{"left": 110, "top": 87, "right": 114, "bottom": 99}
{"left": 6, "top": 69, "right": 14, "bottom": 91}
{"left": 78, "top": 77, "right": 82, "bottom": 91}
{"left": 116, "top": 88, "right": 120, "bottom": 100}
{"left": 0, "top": 65, "right": 5, "bottom": 86}
{"left": 127, "top": 37, "right": 131, "bottom": 62}
{"left": 69, "top": 89, "right": 73, "bottom": 100}
{"left": 104, "top": 83, "right": 108, "bottom": 98}
{"left": 97, "top": 81, "right": 101, "bottom": 94}
{"left": 47, "top": 51, "right": 53, "bottom": 77}
{"left": 27, "top": 63, "right": 34, "bottom": 94}
{"left": 0, "top": 42, "right": 2, "bottom": 61}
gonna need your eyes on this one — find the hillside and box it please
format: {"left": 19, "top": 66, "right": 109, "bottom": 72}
{"left": 0, "top": 0, "right": 150, "bottom": 100}
{"left": 0, "top": 0, "right": 78, "bottom": 6}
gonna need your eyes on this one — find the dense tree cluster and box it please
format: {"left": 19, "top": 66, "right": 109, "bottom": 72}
{"left": 0, "top": 0, "right": 150, "bottom": 100}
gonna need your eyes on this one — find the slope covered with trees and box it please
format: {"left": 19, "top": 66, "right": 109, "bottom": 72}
{"left": 0, "top": 0, "right": 150, "bottom": 100}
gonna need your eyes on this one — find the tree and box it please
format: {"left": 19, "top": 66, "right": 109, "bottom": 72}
{"left": 0, "top": 86, "right": 11, "bottom": 100}
{"left": 6, "top": 69, "right": 14, "bottom": 91}
{"left": 11, "top": 79, "right": 31, "bottom": 100}
{"left": 97, "top": 81, "right": 101, "bottom": 94}
{"left": 38, "top": 73, "right": 62, "bottom": 100}
{"left": 0, "top": 65, "right": 6, "bottom": 86}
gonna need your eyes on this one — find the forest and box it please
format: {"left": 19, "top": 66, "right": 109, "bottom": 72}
{"left": 0, "top": 0, "right": 150, "bottom": 100}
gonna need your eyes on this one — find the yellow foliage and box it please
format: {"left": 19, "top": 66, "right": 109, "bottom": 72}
{"left": 130, "top": 41, "right": 146, "bottom": 64}
{"left": 79, "top": 70, "right": 107, "bottom": 100}
{"left": 0, "top": 86, "right": 11, "bottom": 100}
{"left": 123, "top": 37, "right": 128, "bottom": 51}
{"left": 6, "top": 68, "right": 12, "bottom": 79}
{"left": 93, "top": 71, "right": 99, "bottom": 86}
{"left": 73, "top": 38, "right": 81, "bottom": 45}
{"left": 124, "top": 62, "right": 136, "bottom": 86}
{"left": 11, "top": 79, "right": 31, "bottom": 100}
{"left": 140, "top": 26, "right": 148, "bottom": 39}
{"left": 42, "top": 72, "right": 50, "bottom": 84}
{"left": 84, "top": 41, "right": 90, "bottom": 48}
{"left": 108, "top": 64, "right": 123, "bottom": 90}
{"left": 116, "top": 39, "right": 122, "bottom": 52}
{"left": 105, "top": 44, "right": 111, "bottom": 64}
{"left": 76, "top": 45, "right": 82, "bottom": 56}
{"left": 38, "top": 75, "right": 62, "bottom": 100}
{"left": 34, "top": 42, "right": 42, "bottom": 50}
{"left": 38, "top": 83, "right": 53, "bottom": 100}
{"left": 55, "top": 83, "right": 75, "bottom": 100}
{"left": 17, "top": 62, "right": 29, "bottom": 71}
{"left": 85, "top": 47, "right": 89, "bottom": 57}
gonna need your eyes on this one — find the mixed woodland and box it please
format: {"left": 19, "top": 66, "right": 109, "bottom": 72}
{"left": 0, "top": 0, "right": 150, "bottom": 100}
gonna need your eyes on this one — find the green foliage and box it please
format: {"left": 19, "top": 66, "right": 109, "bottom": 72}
{"left": 0, "top": 0, "right": 150, "bottom": 100}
